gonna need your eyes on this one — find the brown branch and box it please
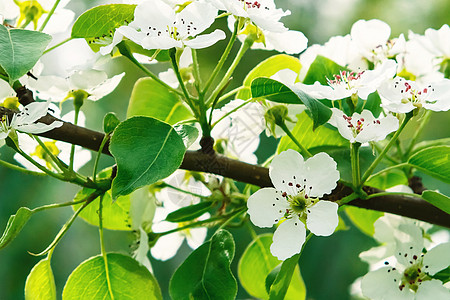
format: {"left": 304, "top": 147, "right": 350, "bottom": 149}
{"left": 1, "top": 104, "right": 449, "bottom": 228}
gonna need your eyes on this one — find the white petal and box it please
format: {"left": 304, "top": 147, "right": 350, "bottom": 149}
{"left": 361, "top": 267, "right": 409, "bottom": 300}
{"left": 355, "top": 111, "right": 399, "bottom": 143}
{"left": 303, "top": 152, "right": 339, "bottom": 197}
{"left": 185, "top": 226, "right": 207, "bottom": 250}
{"left": 422, "top": 242, "right": 450, "bottom": 275}
{"left": 17, "top": 121, "right": 63, "bottom": 134}
{"left": 150, "top": 232, "right": 184, "bottom": 261}
{"left": 270, "top": 218, "right": 306, "bottom": 261}
{"left": 100, "top": 26, "right": 125, "bottom": 55}
{"left": 269, "top": 149, "right": 305, "bottom": 195}
{"left": 351, "top": 19, "right": 391, "bottom": 57}
{"left": 358, "top": 59, "right": 397, "bottom": 99}
{"left": 294, "top": 82, "right": 336, "bottom": 100}
{"left": 141, "top": 36, "right": 182, "bottom": 50}
{"left": 177, "top": 1, "right": 218, "bottom": 37}
{"left": 416, "top": 279, "right": 450, "bottom": 300}
{"left": 394, "top": 223, "right": 424, "bottom": 267}
{"left": 329, "top": 108, "right": 355, "bottom": 142}
{"left": 259, "top": 30, "right": 308, "bottom": 54}
{"left": 247, "top": 188, "right": 289, "bottom": 228}
{"left": 306, "top": 201, "right": 338, "bottom": 236}
{"left": 0, "top": 79, "right": 15, "bottom": 99}
{"left": 134, "top": 0, "right": 174, "bottom": 31}
{"left": 184, "top": 30, "right": 226, "bottom": 49}
{"left": 69, "top": 69, "right": 108, "bottom": 90}
{"left": 133, "top": 227, "right": 152, "bottom": 270}
{"left": 88, "top": 72, "right": 125, "bottom": 100}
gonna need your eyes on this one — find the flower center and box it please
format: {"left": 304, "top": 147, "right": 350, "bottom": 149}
{"left": 341, "top": 114, "right": 381, "bottom": 137}
{"left": 394, "top": 80, "right": 435, "bottom": 107}
{"left": 327, "top": 70, "right": 365, "bottom": 90}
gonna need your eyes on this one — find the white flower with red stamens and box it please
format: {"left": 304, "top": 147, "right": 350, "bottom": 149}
{"left": 212, "top": 0, "right": 290, "bottom": 33}
{"left": 378, "top": 77, "right": 450, "bottom": 113}
{"left": 361, "top": 223, "right": 450, "bottom": 300}
{"left": 295, "top": 59, "right": 397, "bottom": 100}
{"left": 247, "top": 149, "right": 340, "bottom": 260}
{"left": 329, "top": 108, "right": 399, "bottom": 144}
{"left": 104, "top": 0, "right": 225, "bottom": 53}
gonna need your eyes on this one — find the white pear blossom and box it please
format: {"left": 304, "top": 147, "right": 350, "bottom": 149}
{"left": 151, "top": 170, "right": 211, "bottom": 261}
{"left": 350, "top": 19, "right": 406, "bottom": 64}
{"left": 0, "top": 101, "right": 63, "bottom": 147}
{"left": 226, "top": 16, "right": 307, "bottom": 54}
{"left": 24, "top": 69, "right": 125, "bottom": 103}
{"left": 13, "top": 111, "right": 91, "bottom": 172}
{"left": 212, "top": 0, "right": 290, "bottom": 33}
{"left": 247, "top": 150, "right": 340, "bottom": 260}
{"left": 329, "top": 108, "right": 399, "bottom": 144}
{"left": 104, "top": 0, "right": 225, "bottom": 54}
{"left": 361, "top": 223, "right": 450, "bottom": 300}
{"left": 378, "top": 77, "right": 450, "bottom": 113}
{"left": 296, "top": 59, "right": 397, "bottom": 100}
{"left": 211, "top": 99, "right": 265, "bottom": 164}
{"left": 419, "top": 25, "right": 450, "bottom": 66}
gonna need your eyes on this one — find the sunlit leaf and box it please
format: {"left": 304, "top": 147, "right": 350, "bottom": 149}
{"left": 408, "top": 146, "right": 450, "bottom": 183}
{"left": 0, "top": 207, "right": 34, "bottom": 250}
{"left": 421, "top": 191, "right": 450, "bottom": 214}
{"left": 25, "top": 258, "right": 56, "bottom": 300}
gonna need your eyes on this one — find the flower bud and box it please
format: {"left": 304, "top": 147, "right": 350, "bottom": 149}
{"left": 264, "top": 105, "right": 289, "bottom": 135}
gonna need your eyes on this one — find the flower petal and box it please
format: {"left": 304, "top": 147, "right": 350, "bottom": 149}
{"left": 422, "top": 242, "right": 450, "bottom": 275}
{"left": 361, "top": 267, "right": 409, "bottom": 300}
{"left": 306, "top": 200, "right": 338, "bottom": 236}
{"left": 303, "top": 152, "right": 339, "bottom": 197}
{"left": 184, "top": 30, "right": 226, "bottom": 49}
{"left": 416, "top": 279, "right": 450, "bottom": 300}
{"left": 150, "top": 232, "right": 184, "bottom": 261}
{"left": 87, "top": 72, "right": 125, "bottom": 101}
{"left": 176, "top": 1, "right": 218, "bottom": 37}
{"left": 269, "top": 149, "right": 305, "bottom": 195}
{"left": 185, "top": 226, "right": 208, "bottom": 250}
{"left": 270, "top": 217, "right": 306, "bottom": 261}
{"left": 247, "top": 188, "right": 289, "bottom": 228}
{"left": 258, "top": 30, "right": 308, "bottom": 54}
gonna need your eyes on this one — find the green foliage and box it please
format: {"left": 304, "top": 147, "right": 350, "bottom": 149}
{"left": 411, "top": 138, "right": 450, "bottom": 155}
{"left": 277, "top": 111, "right": 348, "bottom": 154}
{"left": 173, "top": 124, "right": 199, "bottom": 149}
{"left": 303, "top": 55, "right": 347, "bottom": 85}
{"left": 0, "top": 207, "right": 34, "bottom": 250}
{"left": 71, "top": 4, "right": 136, "bottom": 52}
{"left": 421, "top": 191, "right": 450, "bottom": 214}
{"left": 127, "top": 77, "right": 192, "bottom": 124}
{"left": 327, "top": 147, "right": 375, "bottom": 183}
{"left": 251, "top": 77, "right": 332, "bottom": 129}
{"left": 62, "top": 253, "right": 162, "bottom": 300}
{"left": 103, "top": 112, "right": 120, "bottom": 134}
{"left": 236, "top": 54, "right": 301, "bottom": 100}
{"left": 169, "top": 229, "right": 237, "bottom": 300}
{"left": 408, "top": 146, "right": 450, "bottom": 183}
{"left": 166, "top": 201, "right": 214, "bottom": 222}
{"left": 268, "top": 253, "right": 302, "bottom": 300}
{"left": 25, "top": 258, "right": 56, "bottom": 300}
{"left": 110, "top": 116, "right": 186, "bottom": 199}
{"left": 366, "top": 169, "right": 409, "bottom": 190}
{"left": 344, "top": 207, "right": 383, "bottom": 236}
{"left": 238, "top": 234, "right": 306, "bottom": 300}
{"left": 0, "top": 25, "right": 51, "bottom": 82}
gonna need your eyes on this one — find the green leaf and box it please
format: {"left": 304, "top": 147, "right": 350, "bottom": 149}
{"left": 0, "top": 25, "right": 51, "bottom": 82}
{"left": 25, "top": 258, "right": 56, "bottom": 300}
{"left": 62, "top": 253, "right": 162, "bottom": 300}
{"left": 166, "top": 201, "right": 214, "bottom": 222}
{"left": 344, "top": 206, "right": 383, "bottom": 236}
{"left": 421, "top": 191, "right": 450, "bottom": 214}
{"left": 71, "top": 4, "right": 136, "bottom": 52}
{"left": 408, "top": 146, "right": 450, "bottom": 183}
{"left": 277, "top": 111, "right": 348, "bottom": 154}
{"left": 238, "top": 234, "right": 305, "bottom": 300}
{"left": 356, "top": 91, "right": 383, "bottom": 117}
{"left": 411, "top": 138, "right": 450, "bottom": 155}
{"left": 110, "top": 116, "right": 186, "bottom": 198}
{"left": 174, "top": 124, "right": 199, "bottom": 149}
{"left": 0, "top": 207, "right": 34, "bottom": 250}
{"left": 303, "top": 55, "right": 347, "bottom": 85}
{"left": 366, "top": 169, "right": 409, "bottom": 190}
{"left": 268, "top": 253, "right": 301, "bottom": 300}
{"left": 127, "top": 77, "right": 192, "bottom": 124}
{"left": 251, "top": 77, "right": 332, "bottom": 129}
{"left": 103, "top": 112, "right": 120, "bottom": 134}
{"left": 236, "top": 54, "right": 301, "bottom": 100}
{"left": 169, "top": 229, "right": 237, "bottom": 300}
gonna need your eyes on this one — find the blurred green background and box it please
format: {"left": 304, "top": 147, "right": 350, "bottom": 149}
{"left": 1, "top": 0, "right": 449, "bottom": 299}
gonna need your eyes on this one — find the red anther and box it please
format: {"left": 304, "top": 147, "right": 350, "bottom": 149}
{"left": 423, "top": 88, "right": 427, "bottom": 93}
{"left": 282, "top": 192, "right": 287, "bottom": 197}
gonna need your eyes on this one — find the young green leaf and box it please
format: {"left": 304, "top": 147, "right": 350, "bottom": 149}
{"left": 421, "top": 191, "right": 450, "bottom": 214}
{"left": 0, "top": 25, "right": 51, "bottom": 82}
{"left": 62, "top": 253, "right": 162, "bottom": 300}
{"left": 127, "top": 77, "right": 192, "bottom": 124}
{"left": 25, "top": 258, "right": 56, "bottom": 300}
{"left": 268, "top": 253, "right": 301, "bottom": 300}
{"left": 169, "top": 229, "right": 237, "bottom": 300}
{"left": 103, "top": 112, "right": 120, "bottom": 134}
{"left": 303, "top": 55, "right": 348, "bottom": 85}
{"left": 236, "top": 54, "right": 301, "bottom": 100}
{"left": 174, "top": 124, "right": 199, "bottom": 149}
{"left": 251, "top": 77, "right": 332, "bottom": 129}
{"left": 71, "top": 4, "right": 136, "bottom": 52}
{"left": 408, "top": 146, "right": 450, "bottom": 183}
{"left": 110, "top": 116, "right": 186, "bottom": 199}
{"left": 238, "top": 234, "right": 306, "bottom": 300}
{"left": 0, "top": 207, "right": 34, "bottom": 250}
{"left": 277, "top": 111, "right": 348, "bottom": 154}
{"left": 166, "top": 201, "right": 214, "bottom": 223}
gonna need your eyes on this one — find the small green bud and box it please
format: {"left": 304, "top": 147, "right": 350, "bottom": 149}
{"left": 16, "top": 0, "right": 46, "bottom": 30}
{"left": 264, "top": 105, "right": 289, "bottom": 135}
{"left": 69, "top": 90, "right": 89, "bottom": 110}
